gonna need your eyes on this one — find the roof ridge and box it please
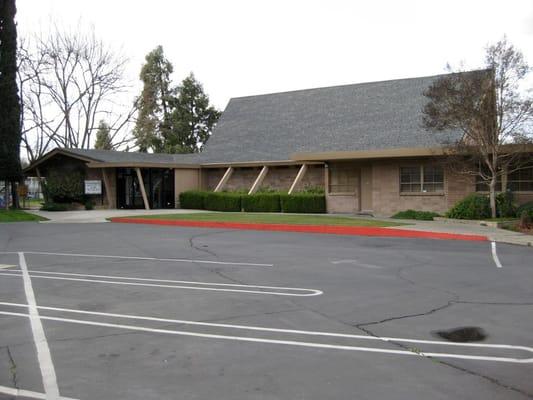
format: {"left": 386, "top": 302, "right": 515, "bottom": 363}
{"left": 228, "top": 68, "right": 492, "bottom": 101}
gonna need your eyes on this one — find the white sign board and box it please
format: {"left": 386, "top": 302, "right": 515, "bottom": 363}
{"left": 84, "top": 180, "right": 102, "bottom": 195}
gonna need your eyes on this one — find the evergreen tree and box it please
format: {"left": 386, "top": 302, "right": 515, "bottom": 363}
{"left": 133, "top": 46, "right": 174, "bottom": 152}
{"left": 0, "top": 0, "right": 22, "bottom": 193}
{"left": 94, "top": 120, "right": 113, "bottom": 150}
{"left": 168, "top": 73, "right": 221, "bottom": 153}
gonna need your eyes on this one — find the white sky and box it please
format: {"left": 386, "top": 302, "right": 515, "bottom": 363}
{"left": 16, "top": 0, "right": 533, "bottom": 111}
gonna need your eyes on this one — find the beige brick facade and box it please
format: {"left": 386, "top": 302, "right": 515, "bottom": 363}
{"left": 202, "top": 165, "right": 324, "bottom": 192}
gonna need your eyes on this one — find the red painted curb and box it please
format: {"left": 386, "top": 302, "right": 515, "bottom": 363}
{"left": 110, "top": 217, "right": 488, "bottom": 242}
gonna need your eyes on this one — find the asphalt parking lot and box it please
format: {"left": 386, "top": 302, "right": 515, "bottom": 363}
{"left": 0, "top": 222, "right": 532, "bottom": 400}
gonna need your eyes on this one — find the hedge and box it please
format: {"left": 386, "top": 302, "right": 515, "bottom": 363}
{"left": 280, "top": 193, "right": 326, "bottom": 213}
{"left": 391, "top": 209, "right": 440, "bottom": 221}
{"left": 242, "top": 193, "right": 281, "bottom": 212}
{"left": 204, "top": 192, "right": 242, "bottom": 212}
{"left": 178, "top": 190, "right": 326, "bottom": 214}
{"left": 179, "top": 191, "right": 207, "bottom": 209}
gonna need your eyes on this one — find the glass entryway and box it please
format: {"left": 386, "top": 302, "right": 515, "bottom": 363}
{"left": 117, "top": 168, "right": 174, "bottom": 209}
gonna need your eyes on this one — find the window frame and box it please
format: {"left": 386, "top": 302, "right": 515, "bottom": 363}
{"left": 328, "top": 165, "right": 358, "bottom": 195}
{"left": 507, "top": 166, "right": 533, "bottom": 193}
{"left": 399, "top": 165, "right": 444, "bottom": 195}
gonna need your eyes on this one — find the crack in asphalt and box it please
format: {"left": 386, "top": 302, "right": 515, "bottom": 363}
{"left": 6, "top": 346, "right": 18, "bottom": 389}
{"left": 188, "top": 230, "right": 250, "bottom": 285}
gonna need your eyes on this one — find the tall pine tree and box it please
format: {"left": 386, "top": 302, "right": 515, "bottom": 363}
{"left": 133, "top": 46, "right": 174, "bottom": 152}
{"left": 0, "top": 0, "right": 21, "bottom": 207}
{"left": 94, "top": 120, "right": 113, "bottom": 150}
{"left": 168, "top": 73, "right": 221, "bottom": 153}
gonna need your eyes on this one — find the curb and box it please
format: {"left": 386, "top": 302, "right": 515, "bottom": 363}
{"left": 110, "top": 218, "right": 488, "bottom": 242}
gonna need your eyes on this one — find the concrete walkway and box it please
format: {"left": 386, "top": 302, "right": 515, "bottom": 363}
{"left": 384, "top": 218, "right": 533, "bottom": 247}
{"left": 29, "top": 208, "right": 206, "bottom": 223}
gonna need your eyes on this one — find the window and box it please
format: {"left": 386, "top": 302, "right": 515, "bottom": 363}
{"left": 475, "top": 175, "right": 502, "bottom": 192}
{"left": 508, "top": 166, "right": 533, "bottom": 192}
{"left": 400, "top": 166, "right": 444, "bottom": 193}
{"left": 329, "top": 166, "right": 357, "bottom": 193}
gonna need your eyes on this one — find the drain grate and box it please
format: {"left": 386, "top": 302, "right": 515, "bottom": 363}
{"left": 433, "top": 326, "right": 487, "bottom": 343}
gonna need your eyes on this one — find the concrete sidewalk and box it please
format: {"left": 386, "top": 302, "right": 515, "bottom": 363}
{"left": 29, "top": 208, "right": 206, "bottom": 223}
{"left": 384, "top": 218, "right": 533, "bottom": 247}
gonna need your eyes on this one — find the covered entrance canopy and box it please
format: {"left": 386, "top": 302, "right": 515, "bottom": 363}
{"left": 116, "top": 168, "right": 174, "bottom": 209}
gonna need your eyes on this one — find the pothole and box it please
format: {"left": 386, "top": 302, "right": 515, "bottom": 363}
{"left": 433, "top": 326, "right": 487, "bottom": 342}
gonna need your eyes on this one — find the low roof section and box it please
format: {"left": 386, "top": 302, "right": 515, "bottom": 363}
{"left": 24, "top": 148, "right": 203, "bottom": 175}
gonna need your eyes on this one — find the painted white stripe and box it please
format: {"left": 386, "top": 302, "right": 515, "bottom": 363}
{"left": 0, "top": 272, "right": 321, "bottom": 297}
{"left": 1, "top": 310, "right": 531, "bottom": 364}
{"left": 18, "top": 250, "right": 273, "bottom": 267}
{"left": 0, "top": 264, "right": 15, "bottom": 269}
{"left": 1, "top": 302, "right": 532, "bottom": 360}
{"left": 25, "top": 269, "right": 321, "bottom": 295}
{"left": 17, "top": 253, "right": 60, "bottom": 399}
{"left": 491, "top": 241, "right": 503, "bottom": 269}
{"left": 0, "top": 384, "right": 78, "bottom": 400}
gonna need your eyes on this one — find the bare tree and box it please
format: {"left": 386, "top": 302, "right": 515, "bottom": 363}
{"left": 423, "top": 37, "right": 533, "bottom": 218}
{"left": 18, "top": 25, "right": 135, "bottom": 163}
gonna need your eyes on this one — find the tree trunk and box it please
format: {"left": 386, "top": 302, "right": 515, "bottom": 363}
{"left": 489, "top": 176, "right": 497, "bottom": 219}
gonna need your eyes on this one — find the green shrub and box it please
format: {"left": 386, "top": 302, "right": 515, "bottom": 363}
{"left": 519, "top": 210, "right": 532, "bottom": 230}
{"left": 299, "top": 186, "right": 325, "bottom": 195}
{"left": 205, "top": 192, "right": 242, "bottom": 212}
{"left": 40, "top": 202, "right": 71, "bottom": 211}
{"left": 496, "top": 192, "right": 516, "bottom": 218}
{"left": 179, "top": 191, "right": 208, "bottom": 209}
{"left": 280, "top": 194, "right": 326, "bottom": 213}
{"left": 43, "top": 169, "right": 84, "bottom": 203}
{"left": 242, "top": 193, "right": 281, "bottom": 212}
{"left": 516, "top": 201, "right": 533, "bottom": 219}
{"left": 446, "top": 194, "right": 491, "bottom": 219}
{"left": 392, "top": 209, "right": 440, "bottom": 220}
{"left": 84, "top": 199, "right": 94, "bottom": 210}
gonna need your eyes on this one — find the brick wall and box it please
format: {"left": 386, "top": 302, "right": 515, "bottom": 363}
{"left": 202, "top": 165, "right": 325, "bottom": 192}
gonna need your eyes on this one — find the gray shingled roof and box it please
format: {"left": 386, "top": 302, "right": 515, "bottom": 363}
{"left": 53, "top": 70, "right": 485, "bottom": 166}
{"left": 198, "top": 72, "right": 481, "bottom": 163}
{"left": 62, "top": 148, "right": 202, "bottom": 164}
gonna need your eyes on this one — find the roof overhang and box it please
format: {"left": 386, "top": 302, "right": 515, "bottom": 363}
{"left": 23, "top": 148, "right": 99, "bottom": 174}
{"left": 199, "top": 160, "right": 324, "bottom": 169}
{"left": 87, "top": 162, "right": 200, "bottom": 169}
{"left": 291, "top": 147, "right": 450, "bottom": 161}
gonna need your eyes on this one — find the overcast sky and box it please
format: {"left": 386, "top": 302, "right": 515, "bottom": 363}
{"left": 16, "top": 0, "right": 533, "bottom": 111}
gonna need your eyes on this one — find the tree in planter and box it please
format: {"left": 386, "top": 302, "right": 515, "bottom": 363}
{"left": 0, "top": 0, "right": 22, "bottom": 209}
{"left": 423, "top": 37, "right": 533, "bottom": 218}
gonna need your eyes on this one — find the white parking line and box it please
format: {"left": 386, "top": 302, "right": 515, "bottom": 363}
{"left": 0, "top": 384, "right": 78, "bottom": 400}
{"left": 1, "top": 302, "right": 532, "bottom": 364}
{"left": 17, "top": 253, "right": 61, "bottom": 399}
{"left": 0, "top": 270, "right": 322, "bottom": 297}
{"left": 491, "top": 241, "right": 503, "bottom": 269}
{"left": 9, "top": 250, "right": 274, "bottom": 267}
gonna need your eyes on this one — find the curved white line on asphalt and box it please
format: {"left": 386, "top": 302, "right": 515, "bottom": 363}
{"left": 0, "top": 272, "right": 322, "bottom": 297}
{"left": 1, "top": 302, "right": 532, "bottom": 363}
{"left": 19, "top": 251, "right": 274, "bottom": 267}
{"left": 491, "top": 241, "right": 503, "bottom": 269}
{"left": 0, "top": 310, "right": 531, "bottom": 364}
{"left": 0, "top": 384, "right": 78, "bottom": 400}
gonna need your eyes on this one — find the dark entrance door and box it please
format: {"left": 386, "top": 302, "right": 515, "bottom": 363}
{"left": 117, "top": 168, "right": 174, "bottom": 209}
